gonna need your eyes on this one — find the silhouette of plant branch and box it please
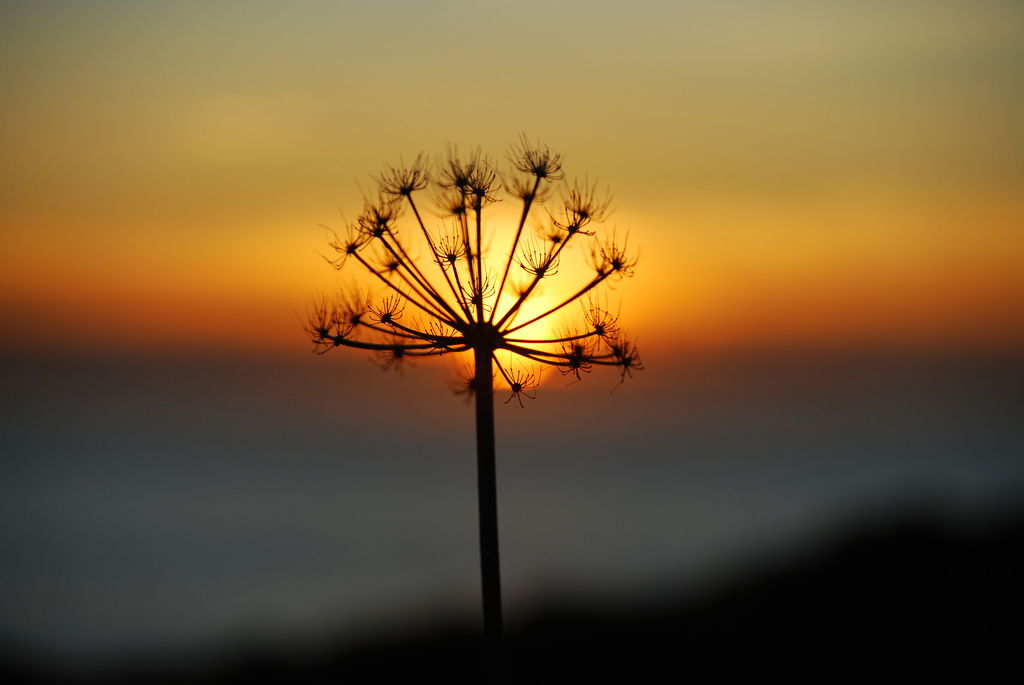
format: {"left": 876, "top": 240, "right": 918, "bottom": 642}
{"left": 307, "top": 137, "right": 641, "bottom": 681}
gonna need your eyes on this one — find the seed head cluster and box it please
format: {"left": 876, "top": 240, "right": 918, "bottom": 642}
{"left": 309, "top": 136, "right": 641, "bottom": 402}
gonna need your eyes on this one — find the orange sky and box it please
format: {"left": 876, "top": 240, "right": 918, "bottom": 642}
{"left": 2, "top": 1, "right": 1022, "bottom": 358}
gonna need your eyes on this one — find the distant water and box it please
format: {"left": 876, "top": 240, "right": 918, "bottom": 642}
{"left": 1, "top": 350, "right": 1021, "bottom": 659}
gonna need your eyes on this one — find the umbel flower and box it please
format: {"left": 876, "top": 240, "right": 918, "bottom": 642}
{"left": 307, "top": 136, "right": 640, "bottom": 677}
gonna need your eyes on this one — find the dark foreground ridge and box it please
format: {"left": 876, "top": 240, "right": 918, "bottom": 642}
{"left": 4, "top": 505, "right": 1022, "bottom": 684}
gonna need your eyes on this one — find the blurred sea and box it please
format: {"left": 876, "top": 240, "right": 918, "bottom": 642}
{"left": 1, "top": 349, "right": 1021, "bottom": 662}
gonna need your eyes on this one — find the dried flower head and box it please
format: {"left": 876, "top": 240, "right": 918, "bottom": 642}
{"left": 508, "top": 134, "right": 564, "bottom": 182}
{"left": 309, "top": 137, "right": 639, "bottom": 389}
{"left": 517, "top": 237, "right": 560, "bottom": 278}
{"left": 591, "top": 230, "right": 637, "bottom": 279}
{"left": 551, "top": 177, "right": 612, "bottom": 236}
{"left": 502, "top": 369, "right": 539, "bottom": 408}
{"left": 377, "top": 154, "right": 430, "bottom": 197}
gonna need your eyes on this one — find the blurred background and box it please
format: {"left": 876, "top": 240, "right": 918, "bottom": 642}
{"left": 2, "top": 1, "right": 1022, "bottom": 681}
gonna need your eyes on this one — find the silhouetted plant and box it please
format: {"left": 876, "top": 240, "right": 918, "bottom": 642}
{"left": 308, "top": 136, "right": 640, "bottom": 680}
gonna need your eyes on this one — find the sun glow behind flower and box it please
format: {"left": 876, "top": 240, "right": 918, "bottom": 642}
{"left": 305, "top": 140, "right": 642, "bottom": 403}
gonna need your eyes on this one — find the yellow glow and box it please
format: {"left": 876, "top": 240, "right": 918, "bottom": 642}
{"left": 1, "top": 1, "right": 1022, "bottom": 360}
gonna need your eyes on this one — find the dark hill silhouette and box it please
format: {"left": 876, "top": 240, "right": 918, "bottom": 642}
{"left": 4, "top": 504, "right": 1021, "bottom": 684}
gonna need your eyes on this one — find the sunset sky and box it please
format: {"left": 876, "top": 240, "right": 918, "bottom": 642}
{"left": 3, "top": 2, "right": 1024, "bottom": 667}
{"left": 2, "top": 0, "right": 1022, "bottom": 359}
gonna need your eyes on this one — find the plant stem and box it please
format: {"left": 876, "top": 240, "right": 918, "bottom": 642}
{"left": 474, "top": 345, "right": 504, "bottom": 680}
